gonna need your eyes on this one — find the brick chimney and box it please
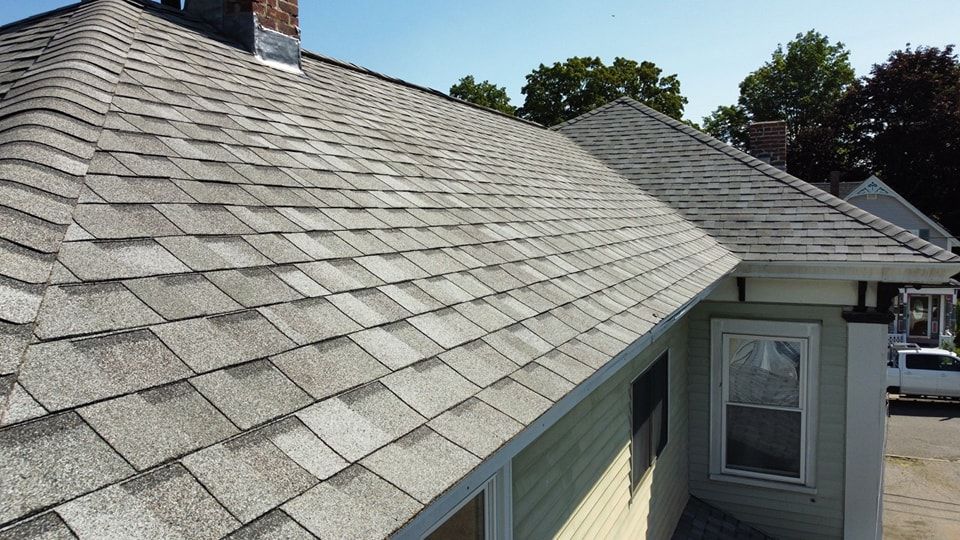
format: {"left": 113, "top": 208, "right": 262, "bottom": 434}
{"left": 185, "top": 0, "right": 300, "bottom": 71}
{"left": 747, "top": 120, "right": 788, "bottom": 172}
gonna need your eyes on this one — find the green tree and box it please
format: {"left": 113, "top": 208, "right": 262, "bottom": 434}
{"left": 851, "top": 45, "right": 960, "bottom": 233}
{"left": 517, "top": 56, "right": 687, "bottom": 126}
{"left": 449, "top": 75, "right": 516, "bottom": 115}
{"left": 703, "top": 31, "right": 857, "bottom": 181}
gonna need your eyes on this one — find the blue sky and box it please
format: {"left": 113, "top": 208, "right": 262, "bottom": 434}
{"left": 5, "top": 1, "right": 959, "bottom": 122}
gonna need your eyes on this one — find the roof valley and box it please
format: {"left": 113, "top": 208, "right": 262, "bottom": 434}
{"left": 0, "top": 0, "right": 142, "bottom": 425}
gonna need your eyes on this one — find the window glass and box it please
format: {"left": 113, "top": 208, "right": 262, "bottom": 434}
{"left": 728, "top": 338, "right": 801, "bottom": 407}
{"left": 907, "top": 354, "right": 960, "bottom": 372}
{"left": 725, "top": 405, "right": 802, "bottom": 478}
{"left": 426, "top": 490, "right": 484, "bottom": 540}
{"left": 910, "top": 296, "right": 930, "bottom": 336}
{"left": 919, "top": 229, "right": 931, "bottom": 241}
{"left": 632, "top": 352, "right": 668, "bottom": 489}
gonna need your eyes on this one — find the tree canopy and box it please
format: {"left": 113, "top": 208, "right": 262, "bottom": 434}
{"left": 517, "top": 56, "right": 687, "bottom": 126}
{"left": 850, "top": 45, "right": 960, "bottom": 232}
{"left": 703, "top": 31, "right": 858, "bottom": 181}
{"left": 449, "top": 75, "right": 517, "bottom": 115}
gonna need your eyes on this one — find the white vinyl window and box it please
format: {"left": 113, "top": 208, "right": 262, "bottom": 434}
{"left": 419, "top": 466, "right": 511, "bottom": 540}
{"left": 710, "top": 319, "right": 820, "bottom": 487}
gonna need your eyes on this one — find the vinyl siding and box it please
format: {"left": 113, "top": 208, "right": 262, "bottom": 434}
{"left": 848, "top": 194, "right": 953, "bottom": 249}
{"left": 687, "top": 301, "right": 847, "bottom": 539}
{"left": 512, "top": 323, "right": 690, "bottom": 540}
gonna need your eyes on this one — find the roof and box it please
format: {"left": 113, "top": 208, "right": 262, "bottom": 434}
{"left": 671, "top": 496, "right": 773, "bottom": 540}
{"left": 556, "top": 98, "right": 960, "bottom": 264}
{"left": 809, "top": 181, "right": 860, "bottom": 199}
{"left": 0, "top": 1, "right": 739, "bottom": 537}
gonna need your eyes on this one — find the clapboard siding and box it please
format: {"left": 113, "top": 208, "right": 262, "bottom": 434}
{"left": 512, "top": 323, "right": 690, "bottom": 540}
{"left": 687, "top": 301, "right": 847, "bottom": 539}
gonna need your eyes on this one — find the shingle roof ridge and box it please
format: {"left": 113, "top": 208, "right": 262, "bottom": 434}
{"left": 608, "top": 97, "right": 960, "bottom": 263}
{"left": 0, "top": 0, "right": 143, "bottom": 424}
{"left": 0, "top": 1, "right": 83, "bottom": 34}
{"left": 549, "top": 96, "right": 632, "bottom": 131}
{"left": 300, "top": 50, "right": 547, "bottom": 130}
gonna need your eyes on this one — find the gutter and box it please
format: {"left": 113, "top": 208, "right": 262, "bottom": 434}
{"left": 736, "top": 260, "right": 960, "bottom": 284}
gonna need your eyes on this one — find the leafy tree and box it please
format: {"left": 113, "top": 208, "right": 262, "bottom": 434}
{"left": 703, "top": 31, "right": 857, "bottom": 181}
{"left": 851, "top": 45, "right": 960, "bottom": 232}
{"left": 517, "top": 56, "right": 687, "bottom": 126}
{"left": 449, "top": 75, "right": 517, "bottom": 115}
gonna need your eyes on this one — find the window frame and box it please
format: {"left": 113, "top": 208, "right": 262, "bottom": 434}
{"left": 710, "top": 318, "right": 820, "bottom": 489}
{"left": 630, "top": 350, "right": 670, "bottom": 493}
{"left": 419, "top": 466, "right": 509, "bottom": 540}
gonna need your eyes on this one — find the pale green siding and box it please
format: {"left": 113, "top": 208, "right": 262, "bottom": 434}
{"left": 512, "top": 323, "right": 690, "bottom": 540}
{"left": 687, "top": 301, "right": 847, "bottom": 539}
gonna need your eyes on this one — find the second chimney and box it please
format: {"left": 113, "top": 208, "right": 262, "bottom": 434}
{"left": 747, "top": 120, "right": 788, "bottom": 173}
{"left": 185, "top": 0, "right": 301, "bottom": 71}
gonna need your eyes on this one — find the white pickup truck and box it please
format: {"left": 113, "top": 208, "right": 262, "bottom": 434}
{"left": 887, "top": 343, "right": 960, "bottom": 398}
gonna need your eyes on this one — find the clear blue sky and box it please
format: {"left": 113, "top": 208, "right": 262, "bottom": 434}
{"left": 5, "top": 1, "right": 959, "bottom": 122}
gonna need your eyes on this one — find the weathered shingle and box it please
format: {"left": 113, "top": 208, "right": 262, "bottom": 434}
{"left": 272, "top": 337, "right": 388, "bottom": 400}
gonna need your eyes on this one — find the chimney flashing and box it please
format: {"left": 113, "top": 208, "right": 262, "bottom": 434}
{"left": 185, "top": 0, "right": 301, "bottom": 72}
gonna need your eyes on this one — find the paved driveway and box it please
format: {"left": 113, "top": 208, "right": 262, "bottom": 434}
{"left": 884, "top": 398, "right": 960, "bottom": 539}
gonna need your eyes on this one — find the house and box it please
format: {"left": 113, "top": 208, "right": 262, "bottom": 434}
{"left": 809, "top": 175, "right": 959, "bottom": 348}
{"left": 0, "top": 1, "right": 957, "bottom": 539}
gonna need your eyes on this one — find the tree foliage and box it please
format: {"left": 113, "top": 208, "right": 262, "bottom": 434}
{"left": 703, "top": 31, "right": 858, "bottom": 181}
{"left": 518, "top": 56, "right": 687, "bottom": 126}
{"left": 449, "top": 75, "right": 517, "bottom": 115}
{"left": 851, "top": 45, "right": 960, "bottom": 232}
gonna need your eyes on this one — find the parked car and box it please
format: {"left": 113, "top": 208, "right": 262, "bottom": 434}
{"left": 887, "top": 343, "right": 960, "bottom": 398}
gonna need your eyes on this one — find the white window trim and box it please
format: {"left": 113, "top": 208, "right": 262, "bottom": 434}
{"left": 418, "top": 463, "right": 512, "bottom": 540}
{"left": 709, "top": 318, "right": 820, "bottom": 489}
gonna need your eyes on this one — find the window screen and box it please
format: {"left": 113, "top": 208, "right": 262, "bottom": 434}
{"left": 632, "top": 352, "right": 668, "bottom": 490}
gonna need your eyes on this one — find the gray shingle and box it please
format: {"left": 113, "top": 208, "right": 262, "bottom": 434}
{"left": 34, "top": 282, "right": 162, "bottom": 340}
{"left": 356, "top": 254, "right": 428, "bottom": 283}
{"left": 283, "top": 465, "right": 421, "bottom": 540}
{"left": 477, "top": 378, "right": 552, "bottom": 424}
{"left": 511, "top": 362, "right": 575, "bottom": 401}
{"left": 71, "top": 203, "right": 181, "bottom": 239}
{"left": 58, "top": 464, "right": 239, "bottom": 540}
{"left": 205, "top": 267, "right": 303, "bottom": 308}
{"left": 259, "top": 297, "right": 359, "bottom": 345}
{"left": 428, "top": 398, "right": 523, "bottom": 459}
{"left": 0, "top": 512, "right": 76, "bottom": 540}
{"left": 182, "top": 420, "right": 320, "bottom": 523}
{"left": 18, "top": 329, "right": 191, "bottom": 411}
{"left": 408, "top": 308, "right": 485, "bottom": 349}
{"left": 123, "top": 273, "right": 241, "bottom": 320}
{"left": 191, "top": 360, "right": 311, "bottom": 430}
{"left": 296, "top": 382, "right": 424, "bottom": 462}
{"left": 483, "top": 324, "right": 553, "bottom": 366}
{"left": 152, "top": 310, "right": 295, "bottom": 372}
{"left": 379, "top": 282, "right": 443, "bottom": 314}
{"left": 272, "top": 337, "right": 388, "bottom": 400}
{"left": 157, "top": 235, "right": 271, "bottom": 271}
{"left": 327, "top": 288, "right": 411, "bottom": 328}
{"left": 226, "top": 510, "right": 313, "bottom": 540}
{"left": 0, "top": 412, "right": 132, "bottom": 524}
{"left": 439, "top": 339, "right": 518, "bottom": 387}
{"left": 0, "top": 379, "right": 45, "bottom": 427}
{"left": 381, "top": 358, "right": 479, "bottom": 418}
{"left": 58, "top": 239, "right": 190, "bottom": 280}
{"left": 536, "top": 350, "right": 593, "bottom": 384}
{"left": 361, "top": 426, "right": 479, "bottom": 504}
{"left": 297, "top": 259, "right": 383, "bottom": 293}
{"left": 78, "top": 382, "right": 238, "bottom": 470}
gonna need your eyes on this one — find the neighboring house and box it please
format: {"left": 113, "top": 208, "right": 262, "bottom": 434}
{"left": 810, "top": 175, "right": 959, "bottom": 347}
{"left": 0, "top": 2, "right": 957, "bottom": 540}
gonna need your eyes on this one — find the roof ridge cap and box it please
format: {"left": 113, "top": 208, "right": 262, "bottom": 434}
{"left": 615, "top": 99, "right": 960, "bottom": 263}
{"left": 0, "top": 0, "right": 144, "bottom": 424}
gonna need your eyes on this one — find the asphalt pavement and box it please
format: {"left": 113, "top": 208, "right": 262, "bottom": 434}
{"left": 884, "top": 398, "right": 960, "bottom": 539}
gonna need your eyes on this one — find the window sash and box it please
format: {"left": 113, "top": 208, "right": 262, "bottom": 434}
{"left": 709, "top": 319, "right": 819, "bottom": 488}
{"left": 720, "top": 333, "right": 807, "bottom": 483}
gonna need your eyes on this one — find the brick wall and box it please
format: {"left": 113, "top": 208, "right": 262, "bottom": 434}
{"left": 225, "top": 0, "right": 299, "bottom": 38}
{"left": 747, "top": 121, "right": 788, "bottom": 172}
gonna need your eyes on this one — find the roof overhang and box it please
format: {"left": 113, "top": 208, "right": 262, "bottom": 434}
{"left": 735, "top": 260, "right": 960, "bottom": 284}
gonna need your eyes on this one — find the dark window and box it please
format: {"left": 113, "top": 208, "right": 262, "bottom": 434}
{"left": 906, "top": 354, "right": 960, "bottom": 371}
{"left": 632, "top": 352, "right": 669, "bottom": 489}
{"left": 426, "top": 489, "right": 484, "bottom": 539}
{"left": 919, "top": 229, "right": 931, "bottom": 241}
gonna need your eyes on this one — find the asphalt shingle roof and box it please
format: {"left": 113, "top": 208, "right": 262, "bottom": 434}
{"left": 0, "top": 1, "right": 741, "bottom": 536}
{"left": 0, "top": 1, "right": 953, "bottom": 538}
{"left": 557, "top": 98, "right": 960, "bottom": 263}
